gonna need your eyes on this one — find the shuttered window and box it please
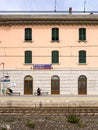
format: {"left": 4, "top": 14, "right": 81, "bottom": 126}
{"left": 25, "top": 28, "right": 32, "bottom": 41}
{"left": 52, "top": 28, "right": 59, "bottom": 41}
{"left": 79, "top": 50, "right": 86, "bottom": 63}
{"left": 79, "top": 28, "right": 86, "bottom": 41}
{"left": 52, "top": 51, "right": 59, "bottom": 63}
{"left": 25, "top": 51, "right": 32, "bottom": 64}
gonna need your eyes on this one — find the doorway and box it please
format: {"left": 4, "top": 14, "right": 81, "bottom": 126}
{"left": 24, "top": 75, "right": 33, "bottom": 94}
{"left": 78, "top": 75, "right": 87, "bottom": 95}
{"left": 51, "top": 75, "right": 60, "bottom": 94}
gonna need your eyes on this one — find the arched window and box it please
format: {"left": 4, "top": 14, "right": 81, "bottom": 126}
{"left": 78, "top": 75, "right": 87, "bottom": 95}
{"left": 52, "top": 28, "right": 59, "bottom": 41}
{"left": 25, "top": 51, "right": 32, "bottom": 64}
{"left": 79, "top": 28, "right": 86, "bottom": 41}
{"left": 79, "top": 50, "right": 86, "bottom": 63}
{"left": 52, "top": 51, "right": 59, "bottom": 63}
{"left": 25, "top": 28, "right": 32, "bottom": 41}
{"left": 51, "top": 75, "right": 60, "bottom": 94}
{"left": 24, "top": 75, "right": 33, "bottom": 94}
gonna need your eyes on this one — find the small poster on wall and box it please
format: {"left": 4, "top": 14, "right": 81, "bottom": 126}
{"left": 10, "top": 82, "right": 16, "bottom": 87}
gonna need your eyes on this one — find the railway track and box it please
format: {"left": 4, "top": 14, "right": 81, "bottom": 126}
{"left": 0, "top": 107, "right": 98, "bottom": 116}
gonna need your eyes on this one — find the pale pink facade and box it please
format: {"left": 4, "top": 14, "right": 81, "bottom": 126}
{"left": 0, "top": 14, "right": 98, "bottom": 95}
{"left": 1, "top": 25, "right": 98, "bottom": 69}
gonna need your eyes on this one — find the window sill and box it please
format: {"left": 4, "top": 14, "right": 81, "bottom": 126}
{"left": 78, "top": 63, "right": 88, "bottom": 65}
{"left": 24, "top": 63, "right": 32, "bottom": 65}
{"left": 24, "top": 40, "right": 33, "bottom": 43}
{"left": 51, "top": 40, "right": 60, "bottom": 43}
{"left": 52, "top": 63, "right": 60, "bottom": 65}
{"left": 78, "top": 40, "right": 87, "bottom": 43}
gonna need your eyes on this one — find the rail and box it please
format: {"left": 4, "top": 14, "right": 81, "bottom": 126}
{"left": 0, "top": 107, "right": 98, "bottom": 116}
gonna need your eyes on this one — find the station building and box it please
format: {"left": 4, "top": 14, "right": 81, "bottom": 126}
{"left": 0, "top": 12, "right": 98, "bottom": 95}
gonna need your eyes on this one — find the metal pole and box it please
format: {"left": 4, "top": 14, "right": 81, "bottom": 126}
{"left": 0, "top": 63, "right": 4, "bottom": 95}
{"left": 84, "top": 0, "right": 86, "bottom": 13}
{"left": 2, "top": 63, "right": 4, "bottom": 80}
{"left": 54, "top": 0, "right": 56, "bottom": 12}
{"left": 0, "top": 63, "right": 4, "bottom": 78}
{"left": 2, "top": 63, "right": 4, "bottom": 94}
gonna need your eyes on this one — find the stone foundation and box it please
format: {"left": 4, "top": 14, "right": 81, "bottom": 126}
{"left": 0, "top": 69, "right": 98, "bottom": 95}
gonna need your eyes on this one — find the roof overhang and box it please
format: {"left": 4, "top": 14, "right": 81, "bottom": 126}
{"left": 0, "top": 14, "right": 98, "bottom": 25}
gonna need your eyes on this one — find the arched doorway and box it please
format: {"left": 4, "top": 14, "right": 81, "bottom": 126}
{"left": 78, "top": 75, "right": 87, "bottom": 95}
{"left": 24, "top": 75, "right": 33, "bottom": 94}
{"left": 51, "top": 75, "right": 60, "bottom": 94}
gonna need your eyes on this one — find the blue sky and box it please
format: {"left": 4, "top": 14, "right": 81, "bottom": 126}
{"left": 0, "top": 0, "right": 98, "bottom": 11}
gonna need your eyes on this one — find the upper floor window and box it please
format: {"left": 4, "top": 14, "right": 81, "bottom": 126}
{"left": 52, "top": 51, "right": 59, "bottom": 64}
{"left": 25, "top": 28, "right": 32, "bottom": 41}
{"left": 52, "top": 28, "right": 59, "bottom": 41}
{"left": 79, "top": 28, "right": 86, "bottom": 41}
{"left": 25, "top": 51, "right": 32, "bottom": 64}
{"left": 79, "top": 50, "right": 86, "bottom": 64}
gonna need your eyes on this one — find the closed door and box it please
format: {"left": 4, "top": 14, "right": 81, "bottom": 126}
{"left": 24, "top": 76, "right": 33, "bottom": 94}
{"left": 78, "top": 75, "right": 87, "bottom": 95}
{"left": 51, "top": 75, "right": 60, "bottom": 94}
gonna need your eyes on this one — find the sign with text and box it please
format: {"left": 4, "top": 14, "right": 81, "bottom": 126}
{"left": 33, "top": 64, "right": 52, "bottom": 70}
{"left": 1, "top": 79, "right": 10, "bottom": 82}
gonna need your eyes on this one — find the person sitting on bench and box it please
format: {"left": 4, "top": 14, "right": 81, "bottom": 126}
{"left": 6, "top": 88, "right": 13, "bottom": 95}
{"left": 37, "top": 88, "right": 41, "bottom": 96}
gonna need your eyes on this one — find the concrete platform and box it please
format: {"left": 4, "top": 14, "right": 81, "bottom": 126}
{"left": 0, "top": 95, "right": 98, "bottom": 107}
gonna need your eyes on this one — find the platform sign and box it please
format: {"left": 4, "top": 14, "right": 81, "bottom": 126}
{"left": 33, "top": 64, "right": 52, "bottom": 70}
{"left": 1, "top": 79, "right": 10, "bottom": 82}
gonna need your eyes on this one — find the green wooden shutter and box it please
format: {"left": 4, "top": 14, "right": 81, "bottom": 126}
{"left": 25, "top": 28, "right": 32, "bottom": 41}
{"left": 79, "top": 51, "right": 86, "bottom": 63}
{"left": 79, "top": 28, "right": 86, "bottom": 41}
{"left": 25, "top": 51, "right": 32, "bottom": 63}
{"left": 52, "top": 28, "right": 59, "bottom": 41}
{"left": 52, "top": 51, "right": 59, "bottom": 63}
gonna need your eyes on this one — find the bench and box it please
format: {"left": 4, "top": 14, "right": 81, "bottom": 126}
{"left": 34, "top": 92, "right": 48, "bottom": 96}
{"left": 41, "top": 92, "right": 48, "bottom": 95}
{"left": 12, "top": 92, "right": 20, "bottom": 95}
{"left": 6, "top": 92, "right": 20, "bottom": 96}
{"left": 34, "top": 92, "right": 37, "bottom": 96}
